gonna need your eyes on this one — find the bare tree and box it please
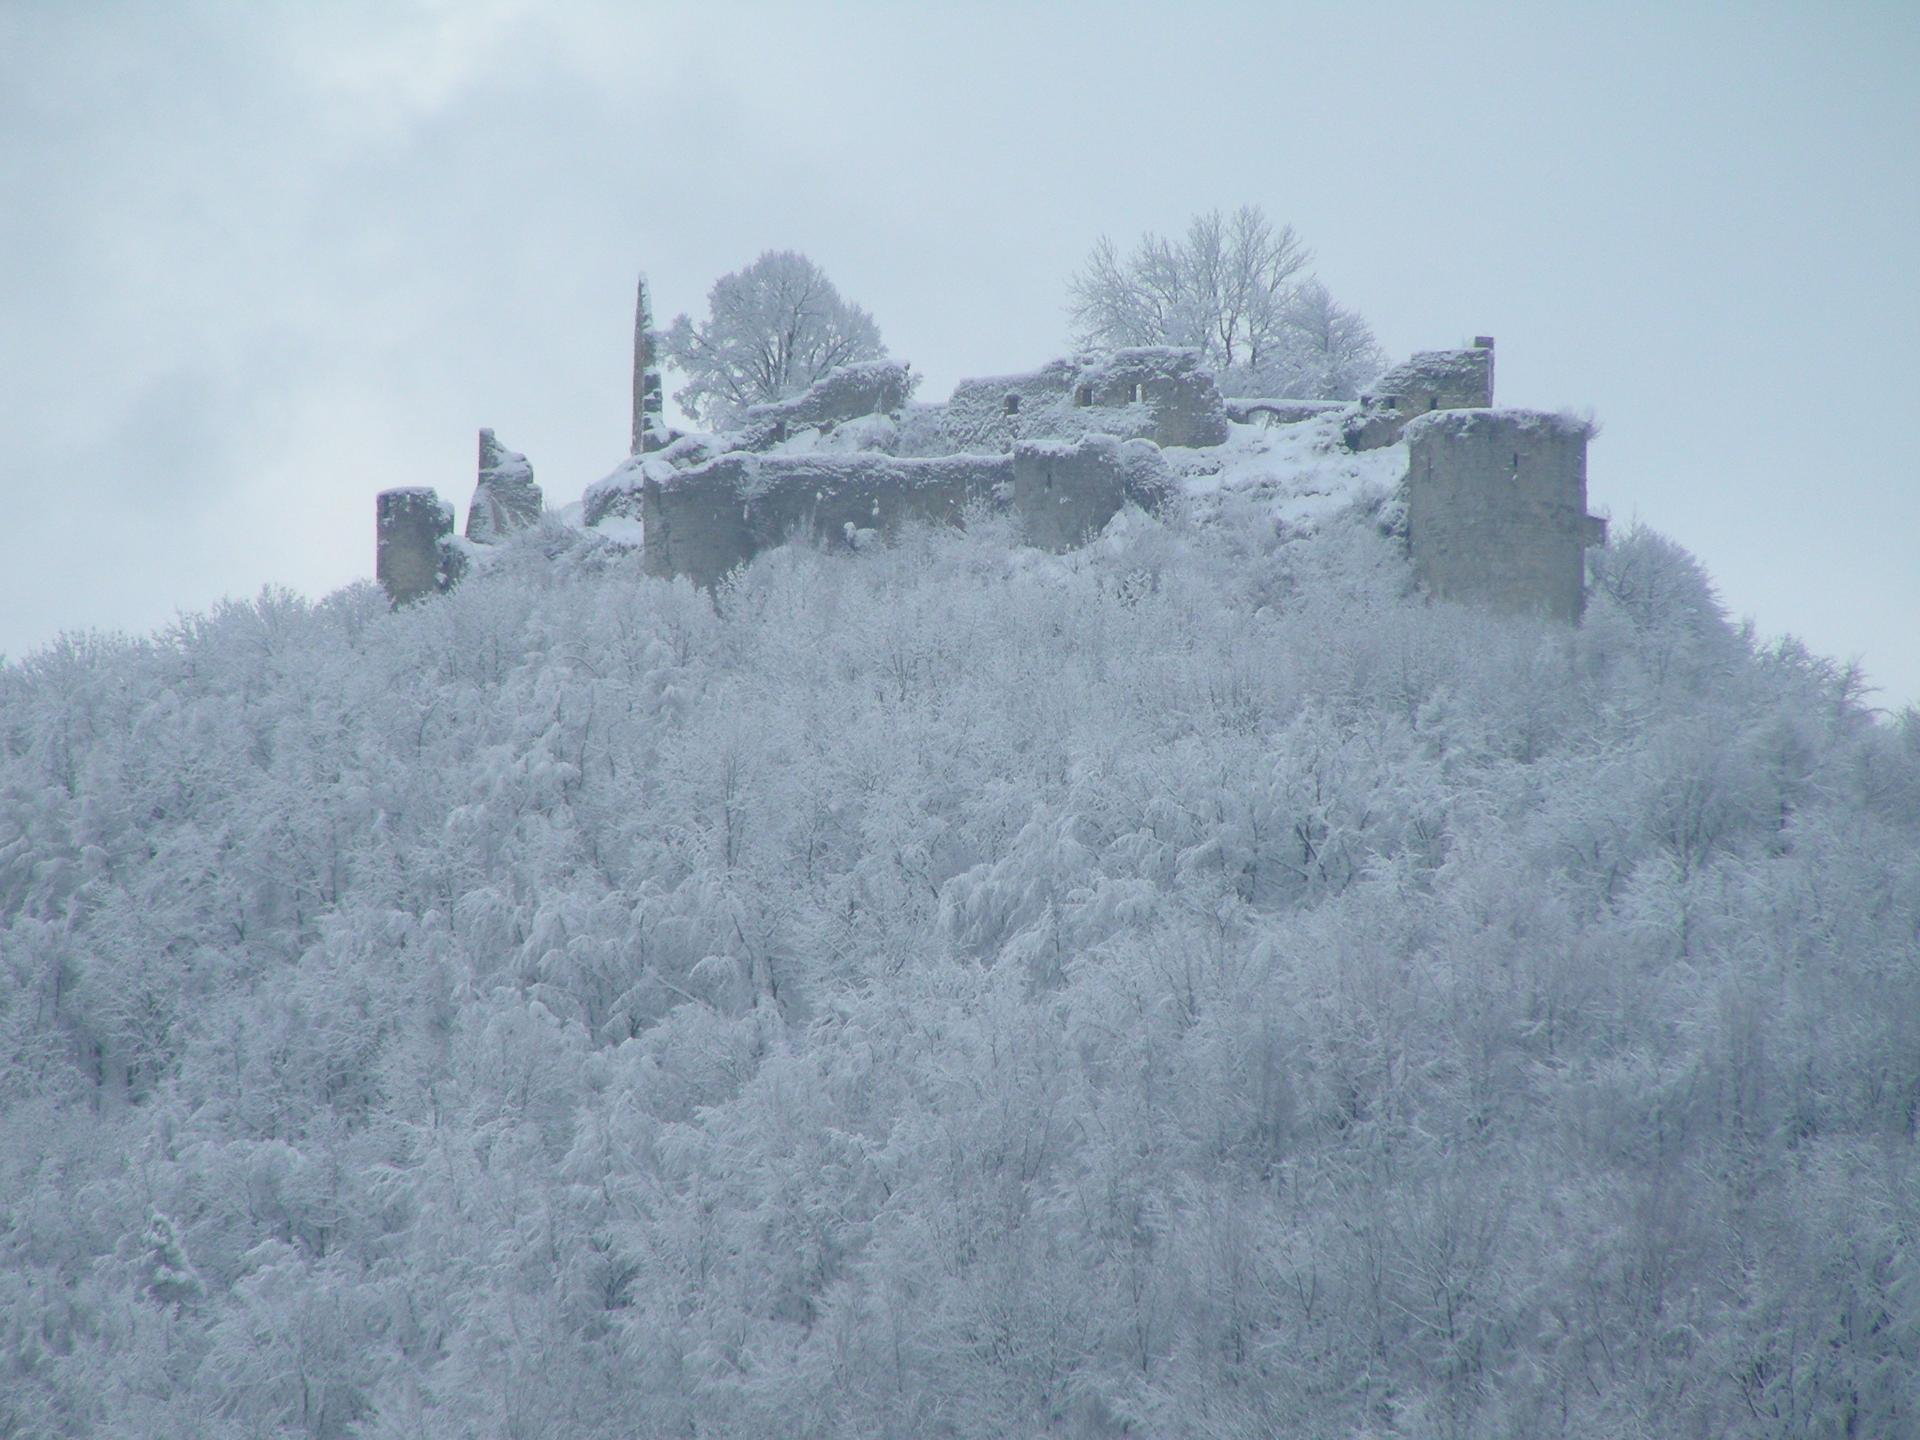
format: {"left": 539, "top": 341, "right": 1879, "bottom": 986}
{"left": 662, "top": 250, "right": 886, "bottom": 426}
{"left": 1276, "top": 279, "right": 1388, "bottom": 401}
{"left": 1068, "top": 205, "right": 1383, "bottom": 399}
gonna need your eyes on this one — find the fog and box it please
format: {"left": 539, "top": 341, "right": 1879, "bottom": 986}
{"left": 2, "top": 1, "right": 1914, "bottom": 704}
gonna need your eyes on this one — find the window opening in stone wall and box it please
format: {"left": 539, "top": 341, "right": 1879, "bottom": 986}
{"left": 1004, "top": 395, "right": 1020, "bottom": 415}
{"left": 1129, "top": 382, "right": 1146, "bottom": 403}
{"left": 1075, "top": 384, "right": 1093, "bottom": 407}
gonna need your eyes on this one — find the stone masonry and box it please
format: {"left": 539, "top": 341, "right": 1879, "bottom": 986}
{"left": 632, "top": 275, "right": 666, "bottom": 455}
{"left": 377, "top": 488, "right": 462, "bottom": 607}
{"left": 1011, "top": 435, "right": 1173, "bottom": 551}
{"left": 1403, "top": 407, "right": 1603, "bottom": 623}
{"left": 922, "top": 347, "right": 1230, "bottom": 455}
{"left": 640, "top": 452, "right": 1012, "bottom": 588}
{"left": 637, "top": 435, "right": 1174, "bottom": 588}
{"left": 729, "top": 361, "right": 915, "bottom": 451}
{"left": 1345, "top": 337, "right": 1496, "bottom": 451}
{"left": 465, "top": 429, "right": 543, "bottom": 543}
{"left": 1224, "top": 398, "right": 1346, "bottom": 427}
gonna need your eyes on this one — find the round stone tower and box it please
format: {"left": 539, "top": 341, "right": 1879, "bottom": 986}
{"left": 376, "top": 488, "right": 458, "bottom": 607}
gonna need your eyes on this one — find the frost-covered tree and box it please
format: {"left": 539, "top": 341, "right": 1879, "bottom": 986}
{"left": 3, "top": 502, "right": 1918, "bottom": 1437}
{"left": 1067, "top": 205, "right": 1385, "bottom": 399}
{"left": 1273, "top": 277, "right": 1388, "bottom": 401}
{"left": 661, "top": 250, "right": 886, "bottom": 426}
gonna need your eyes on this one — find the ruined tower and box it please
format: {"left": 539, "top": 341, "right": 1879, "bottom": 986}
{"left": 376, "top": 488, "right": 461, "bottom": 607}
{"left": 631, "top": 273, "right": 665, "bottom": 455}
{"left": 1404, "top": 408, "right": 1605, "bottom": 623}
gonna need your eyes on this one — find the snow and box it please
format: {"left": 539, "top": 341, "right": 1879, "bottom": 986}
{"left": 1167, "top": 409, "right": 1406, "bottom": 530}
{"left": 581, "top": 453, "right": 677, "bottom": 513}
{"left": 1402, "top": 405, "right": 1598, "bottom": 443}
{"left": 579, "top": 378, "right": 1400, "bottom": 549}
{"left": 590, "top": 514, "right": 644, "bottom": 547}
{"left": 5, "top": 470, "right": 1914, "bottom": 1438}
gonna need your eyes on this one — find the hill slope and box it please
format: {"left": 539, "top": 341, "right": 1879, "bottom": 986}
{"left": 3, "top": 499, "right": 1918, "bottom": 1438}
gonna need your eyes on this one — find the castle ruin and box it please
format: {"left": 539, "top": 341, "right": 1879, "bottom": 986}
{"left": 376, "top": 277, "right": 1605, "bottom": 623}
{"left": 1406, "top": 408, "right": 1604, "bottom": 622}
{"left": 375, "top": 488, "right": 463, "bottom": 607}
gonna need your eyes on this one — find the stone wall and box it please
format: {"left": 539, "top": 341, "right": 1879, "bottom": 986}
{"left": 1012, "top": 435, "right": 1173, "bottom": 551}
{"left": 728, "top": 360, "right": 915, "bottom": 451}
{"left": 641, "top": 451, "right": 1012, "bottom": 588}
{"left": 1404, "top": 408, "right": 1599, "bottom": 623}
{"left": 1347, "top": 338, "right": 1496, "bottom": 451}
{"left": 377, "top": 488, "right": 461, "bottom": 607}
{"left": 631, "top": 274, "right": 666, "bottom": 455}
{"left": 1223, "top": 398, "right": 1346, "bottom": 427}
{"left": 466, "top": 429, "right": 542, "bottom": 543}
{"left": 923, "top": 347, "right": 1228, "bottom": 454}
{"left": 1370, "top": 339, "right": 1495, "bottom": 414}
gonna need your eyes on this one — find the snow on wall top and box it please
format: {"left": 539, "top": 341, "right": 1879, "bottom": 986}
{"left": 728, "top": 359, "right": 915, "bottom": 444}
{"left": 1401, "top": 407, "right": 1596, "bottom": 444}
{"left": 649, "top": 448, "right": 1010, "bottom": 502}
{"left": 478, "top": 429, "right": 533, "bottom": 485}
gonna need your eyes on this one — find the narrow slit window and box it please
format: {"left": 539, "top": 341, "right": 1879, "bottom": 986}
{"left": 1004, "top": 394, "right": 1021, "bottom": 415}
{"left": 1075, "top": 384, "right": 1093, "bottom": 407}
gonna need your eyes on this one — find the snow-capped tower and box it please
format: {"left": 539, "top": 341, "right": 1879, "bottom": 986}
{"left": 632, "top": 273, "right": 665, "bottom": 455}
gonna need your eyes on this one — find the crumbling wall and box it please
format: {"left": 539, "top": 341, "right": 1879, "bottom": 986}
{"left": 631, "top": 274, "right": 667, "bottom": 454}
{"left": 1371, "top": 339, "right": 1495, "bottom": 414}
{"left": 1224, "top": 398, "right": 1346, "bottom": 427}
{"left": 378, "top": 488, "right": 463, "bottom": 607}
{"left": 920, "top": 347, "right": 1228, "bottom": 454}
{"left": 466, "top": 429, "right": 542, "bottom": 542}
{"left": 1012, "top": 435, "right": 1173, "bottom": 551}
{"left": 641, "top": 451, "right": 1012, "bottom": 588}
{"left": 1404, "top": 408, "right": 1599, "bottom": 623}
{"left": 726, "top": 360, "right": 915, "bottom": 451}
{"left": 1347, "top": 338, "right": 1496, "bottom": 451}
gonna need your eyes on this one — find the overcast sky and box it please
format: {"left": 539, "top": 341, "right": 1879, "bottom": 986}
{"left": 4, "top": 2, "right": 1916, "bottom": 705}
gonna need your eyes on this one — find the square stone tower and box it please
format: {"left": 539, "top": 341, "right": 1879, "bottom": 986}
{"left": 1404, "top": 408, "right": 1602, "bottom": 623}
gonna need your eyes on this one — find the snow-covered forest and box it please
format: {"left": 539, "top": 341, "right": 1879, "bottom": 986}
{"left": 3, "top": 498, "right": 1917, "bottom": 1438}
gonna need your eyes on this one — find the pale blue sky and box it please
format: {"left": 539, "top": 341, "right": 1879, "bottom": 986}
{"left": 3, "top": 1, "right": 1915, "bottom": 704}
